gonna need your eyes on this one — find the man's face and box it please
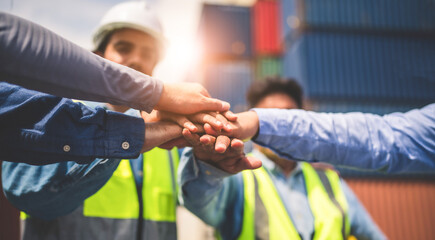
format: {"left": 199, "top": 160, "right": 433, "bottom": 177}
{"left": 102, "top": 28, "right": 159, "bottom": 75}
{"left": 255, "top": 92, "right": 298, "bottom": 109}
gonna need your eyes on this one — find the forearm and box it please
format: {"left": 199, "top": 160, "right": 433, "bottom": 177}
{"left": 2, "top": 158, "right": 121, "bottom": 220}
{"left": 0, "top": 12, "right": 162, "bottom": 112}
{"left": 0, "top": 83, "right": 144, "bottom": 164}
{"left": 178, "top": 149, "right": 238, "bottom": 227}
{"left": 252, "top": 106, "right": 435, "bottom": 173}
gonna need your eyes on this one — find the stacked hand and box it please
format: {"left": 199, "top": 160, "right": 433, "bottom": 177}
{"left": 140, "top": 82, "right": 262, "bottom": 173}
{"left": 182, "top": 129, "right": 262, "bottom": 174}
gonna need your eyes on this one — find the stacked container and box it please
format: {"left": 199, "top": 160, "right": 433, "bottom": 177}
{"left": 197, "top": 0, "right": 435, "bottom": 114}
{"left": 281, "top": 0, "right": 435, "bottom": 114}
{"left": 253, "top": 0, "right": 284, "bottom": 81}
{"left": 197, "top": 4, "right": 254, "bottom": 112}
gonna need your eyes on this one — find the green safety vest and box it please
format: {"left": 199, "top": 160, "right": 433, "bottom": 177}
{"left": 237, "top": 162, "right": 350, "bottom": 240}
{"left": 22, "top": 147, "right": 179, "bottom": 240}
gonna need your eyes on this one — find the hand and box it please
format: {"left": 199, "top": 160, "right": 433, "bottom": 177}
{"left": 204, "top": 111, "right": 260, "bottom": 140}
{"left": 182, "top": 129, "right": 262, "bottom": 174}
{"left": 141, "top": 110, "right": 237, "bottom": 133}
{"left": 155, "top": 83, "right": 230, "bottom": 115}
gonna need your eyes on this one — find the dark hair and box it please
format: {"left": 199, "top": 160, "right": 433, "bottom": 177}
{"left": 246, "top": 77, "right": 304, "bottom": 108}
{"left": 95, "top": 31, "right": 115, "bottom": 54}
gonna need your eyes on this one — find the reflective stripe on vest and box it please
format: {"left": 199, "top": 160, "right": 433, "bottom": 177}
{"left": 239, "top": 163, "right": 349, "bottom": 240}
{"left": 83, "top": 147, "right": 179, "bottom": 221}
{"left": 301, "top": 162, "right": 350, "bottom": 240}
{"left": 21, "top": 148, "right": 179, "bottom": 240}
{"left": 240, "top": 167, "right": 300, "bottom": 240}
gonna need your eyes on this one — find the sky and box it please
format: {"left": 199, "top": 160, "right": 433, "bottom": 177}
{"left": 0, "top": 0, "right": 253, "bottom": 83}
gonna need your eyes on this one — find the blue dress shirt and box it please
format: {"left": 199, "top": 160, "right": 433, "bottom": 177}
{"left": 253, "top": 103, "right": 435, "bottom": 173}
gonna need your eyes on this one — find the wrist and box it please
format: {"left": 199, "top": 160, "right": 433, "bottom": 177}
{"left": 236, "top": 111, "right": 259, "bottom": 140}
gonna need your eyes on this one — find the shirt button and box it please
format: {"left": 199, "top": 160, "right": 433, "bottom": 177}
{"left": 122, "top": 142, "right": 130, "bottom": 150}
{"left": 205, "top": 170, "right": 211, "bottom": 175}
{"left": 63, "top": 145, "right": 71, "bottom": 152}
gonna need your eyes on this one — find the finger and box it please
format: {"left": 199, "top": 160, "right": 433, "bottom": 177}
{"left": 200, "top": 97, "right": 230, "bottom": 113}
{"left": 182, "top": 128, "right": 201, "bottom": 146}
{"left": 222, "top": 110, "right": 238, "bottom": 122}
{"left": 199, "top": 135, "right": 217, "bottom": 152}
{"left": 215, "top": 135, "right": 231, "bottom": 153}
{"left": 189, "top": 113, "right": 223, "bottom": 131}
{"left": 204, "top": 123, "right": 220, "bottom": 136}
{"left": 199, "top": 134, "right": 216, "bottom": 145}
{"left": 194, "top": 123, "right": 205, "bottom": 133}
{"left": 175, "top": 116, "right": 198, "bottom": 133}
{"left": 215, "top": 113, "right": 233, "bottom": 133}
{"left": 234, "top": 156, "right": 262, "bottom": 172}
{"left": 230, "top": 138, "right": 244, "bottom": 151}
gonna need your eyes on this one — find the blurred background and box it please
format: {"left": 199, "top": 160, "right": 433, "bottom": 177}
{"left": 1, "top": 0, "right": 435, "bottom": 239}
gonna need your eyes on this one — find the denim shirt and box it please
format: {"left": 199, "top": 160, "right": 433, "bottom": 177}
{"left": 0, "top": 83, "right": 145, "bottom": 164}
{"left": 179, "top": 149, "right": 387, "bottom": 240}
{"left": 1, "top": 107, "right": 144, "bottom": 220}
{"left": 253, "top": 103, "right": 435, "bottom": 173}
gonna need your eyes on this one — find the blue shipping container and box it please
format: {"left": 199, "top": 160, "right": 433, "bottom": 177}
{"left": 281, "top": 0, "right": 435, "bottom": 39}
{"left": 203, "top": 61, "right": 253, "bottom": 113}
{"left": 199, "top": 4, "right": 252, "bottom": 58}
{"left": 283, "top": 32, "right": 435, "bottom": 102}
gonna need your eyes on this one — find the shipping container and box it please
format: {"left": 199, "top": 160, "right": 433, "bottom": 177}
{"left": 346, "top": 178, "right": 435, "bottom": 240}
{"left": 199, "top": 4, "right": 252, "bottom": 58}
{"left": 281, "top": 0, "right": 435, "bottom": 39}
{"left": 252, "top": 1, "right": 282, "bottom": 55}
{"left": 203, "top": 61, "right": 254, "bottom": 113}
{"left": 283, "top": 32, "right": 435, "bottom": 102}
{"left": 256, "top": 57, "right": 283, "bottom": 81}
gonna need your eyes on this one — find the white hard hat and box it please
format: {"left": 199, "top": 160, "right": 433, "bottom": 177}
{"left": 92, "top": 1, "right": 166, "bottom": 58}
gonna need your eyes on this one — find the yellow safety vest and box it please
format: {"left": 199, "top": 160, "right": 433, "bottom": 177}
{"left": 21, "top": 147, "right": 179, "bottom": 240}
{"left": 83, "top": 147, "right": 179, "bottom": 221}
{"left": 238, "top": 162, "right": 350, "bottom": 240}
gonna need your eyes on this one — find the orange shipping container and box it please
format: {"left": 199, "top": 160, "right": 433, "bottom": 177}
{"left": 345, "top": 178, "right": 435, "bottom": 240}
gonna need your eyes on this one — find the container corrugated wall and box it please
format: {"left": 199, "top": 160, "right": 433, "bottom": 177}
{"left": 281, "top": 0, "right": 435, "bottom": 39}
{"left": 199, "top": 4, "right": 252, "bottom": 58}
{"left": 283, "top": 32, "right": 435, "bottom": 102}
{"left": 345, "top": 178, "right": 435, "bottom": 240}
{"left": 253, "top": 1, "right": 282, "bottom": 55}
{"left": 256, "top": 57, "right": 282, "bottom": 81}
{"left": 203, "top": 61, "right": 253, "bottom": 113}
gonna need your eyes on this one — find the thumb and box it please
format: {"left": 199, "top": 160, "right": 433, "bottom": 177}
{"left": 239, "top": 156, "right": 262, "bottom": 171}
{"left": 200, "top": 97, "right": 230, "bottom": 112}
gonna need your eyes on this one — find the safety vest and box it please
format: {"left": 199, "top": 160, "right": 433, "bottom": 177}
{"left": 21, "top": 147, "right": 179, "bottom": 240}
{"left": 237, "top": 162, "right": 350, "bottom": 240}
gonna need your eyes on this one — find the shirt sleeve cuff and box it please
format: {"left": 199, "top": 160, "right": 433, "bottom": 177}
{"left": 104, "top": 110, "right": 145, "bottom": 158}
